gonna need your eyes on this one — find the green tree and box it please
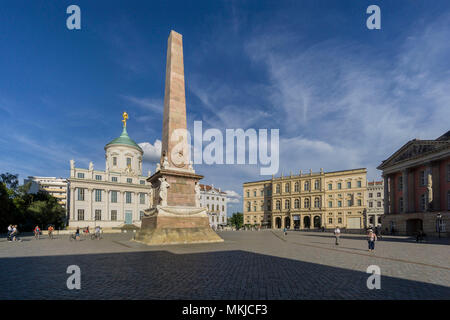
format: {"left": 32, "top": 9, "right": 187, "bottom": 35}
{"left": 229, "top": 212, "right": 243, "bottom": 229}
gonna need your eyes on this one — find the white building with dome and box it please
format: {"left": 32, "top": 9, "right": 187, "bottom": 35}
{"left": 68, "top": 114, "right": 152, "bottom": 229}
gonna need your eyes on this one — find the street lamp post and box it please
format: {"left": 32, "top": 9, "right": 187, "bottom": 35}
{"left": 436, "top": 213, "right": 442, "bottom": 239}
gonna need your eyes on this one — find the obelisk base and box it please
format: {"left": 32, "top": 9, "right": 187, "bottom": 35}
{"left": 134, "top": 206, "right": 223, "bottom": 246}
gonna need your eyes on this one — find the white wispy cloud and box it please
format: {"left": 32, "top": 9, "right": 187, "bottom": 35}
{"left": 138, "top": 140, "right": 161, "bottom": 163}
{"left": 121, "top": 95, "right": 163, "bottom": 114}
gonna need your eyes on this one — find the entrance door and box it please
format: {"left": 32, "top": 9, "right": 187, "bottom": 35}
{"left": 406, "top": 219, "right": 423, "bottom": 235}
{"left": 303, "top": 216, "right": 311, "bottom": 229}
{"left": 293, "top": 216, "right": 300, "bottom": 229}
{"left": 125, "top": 211, "right": 133, "bottom": 225}
{"left": 285, "top": 217, "right": 291, "bottom": 229}
{"left": 313, "top": 216, "right": 321, "bottom": 228}
{"left": 275, "top": 217, "right": 282, "bottom": 229}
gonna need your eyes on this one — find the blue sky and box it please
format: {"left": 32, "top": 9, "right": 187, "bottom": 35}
{"left": 1, "top": 0, "right": 449, "bottom": 214}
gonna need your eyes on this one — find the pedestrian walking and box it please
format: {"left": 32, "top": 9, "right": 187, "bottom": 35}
{"left": 334, "top": 226, "right": 340, "bottom": 245}
{"left": 367, "top": 229, "right": 377, "bottom": 252}
{"left": 283, "top": 227, "right": 287, "bottom": 236}
{"left": 7, "top": 225, "right": 13, "bottom": 241}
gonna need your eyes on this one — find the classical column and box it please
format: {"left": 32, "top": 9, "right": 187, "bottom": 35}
{"left": 135, "top": 191, "right": 139, "bottom": 222}
{"left": 121, "top": 191, "right": 125, "bottom": 221}
{"left": 105, "top": 189, "right": 109, "bottom": 221}
{"left": 87, "top": 188, "right": 93, "bottom": 221}
{"left": 389, "top": 175, "right": 395, "bottom": 214}
{"left": 383, "top": 175, "right": 389, "bottom": 214}
{"left": 70, "top": 187, "right": 75, "bottom": 221}
{"left": 402, "top": 169, "right": 408, "bottom": 213}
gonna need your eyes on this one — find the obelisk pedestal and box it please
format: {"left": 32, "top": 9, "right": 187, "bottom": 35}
{"left": 135, "top": 30, "right": 223, "bottom": 245}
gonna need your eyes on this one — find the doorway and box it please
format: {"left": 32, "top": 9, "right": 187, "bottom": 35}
{"left": 303, "top": 216, "right": 311, "bottom": 229}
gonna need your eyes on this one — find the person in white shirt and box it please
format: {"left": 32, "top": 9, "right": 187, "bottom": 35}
{"left": 7, "top": 225, "right": 12, "bottom": 241}
{"left": 334, "top": 227, "right": 341, "bottom": 245}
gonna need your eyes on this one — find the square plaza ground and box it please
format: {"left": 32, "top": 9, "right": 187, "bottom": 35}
{"left": 0, "top": 230, "right": 449, "bottom": 299}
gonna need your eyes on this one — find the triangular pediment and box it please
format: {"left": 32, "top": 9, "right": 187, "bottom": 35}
{"left": 378, "top": 139, "right": 450, "bottom": 169}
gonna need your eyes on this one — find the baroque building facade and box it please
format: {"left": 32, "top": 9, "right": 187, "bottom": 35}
{"left": 199, "top": 184, "right": 228, "bottom": 229}
{"left": 378, "top": 130, "right": 450, "bottom": 236}
{"left": 365, "top": 180, "right": 384, "bottom": 228}
{"left": 243, "top": 168, "right": 367, "bottom": 230}
{"left": 68, "top": 114, "right": 152, "bottom": 229}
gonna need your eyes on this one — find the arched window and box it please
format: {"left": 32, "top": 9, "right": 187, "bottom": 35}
{"left": 304, "top": 181, "right": 310, "bottom": 191}
{"left": 304, "top": 198, "right": 310, "bottom": 208}
{"left": 276, "top": 184, "right": 280, "bottom": 194}
{"left": 294, "top": 199, "right": 300, "bottom": 209}
{"left": 314, "top": 197, "right": 320, "bottom": 208}
{"left": 285, "top": 199, "right": 290, "bottom": 210}
{"left": 314, "top": 180, "right": 320, "bottom": 190}
{"left": 294, "top": 182, "right": 299, "bottom": 192}
{"left": 285, "top": 183, "right": 290, "bottom": 193}
{"left": 276, "top": 200, "right": 281, "bottom": 210}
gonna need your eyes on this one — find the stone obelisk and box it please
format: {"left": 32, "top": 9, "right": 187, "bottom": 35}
{"left": 135, "top": 30, "right": 223, "bottom": 245}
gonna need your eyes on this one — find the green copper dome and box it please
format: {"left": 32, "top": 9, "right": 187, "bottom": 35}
{"left": 105, "top": 126, "right": 143, "bottom": 153}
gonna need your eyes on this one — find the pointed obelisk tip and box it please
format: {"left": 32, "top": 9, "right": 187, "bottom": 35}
{"left": 169, "top": 30, "right": 182, "bottom": 39}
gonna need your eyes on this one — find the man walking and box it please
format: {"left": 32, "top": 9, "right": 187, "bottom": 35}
{"left": 367, "top": 229, "right": 377, "bottom": 252}
{"left": 334, "top": 226, "right": 341, "bottom": 245}
{"left": 7, "top": 225, "right": 12, "bottom": 242}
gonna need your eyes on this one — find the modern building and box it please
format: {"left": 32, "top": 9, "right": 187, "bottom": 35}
{"left": 378, "top": 130, "right": 450, "bottom": 236}
{"left": 243, "top": 168, "right": 367, "bottom": 230}
{"left": 68, "top": 114, "right": 152, "bottom": 229}
{"left": 366, "top": 180, "right": 384, "bottom": 228}
{"left": 25, "top": 176, "right": 69, "bottom": 209}
{"left": 199, "top": 184, "right": 228, "bottom": 229}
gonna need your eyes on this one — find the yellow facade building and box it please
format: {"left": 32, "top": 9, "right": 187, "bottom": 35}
{"left": 243, "top": 168, "right": 367, "bottom": 230}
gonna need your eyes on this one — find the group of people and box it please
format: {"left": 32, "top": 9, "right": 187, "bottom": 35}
{"left": 334, "top": 226, "right": 379, "bottom": 252}
{"left": 7, "top": 225, "right": 21, "bottom": 242}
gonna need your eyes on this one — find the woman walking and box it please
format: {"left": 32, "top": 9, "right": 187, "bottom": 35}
{"left": 367, "top": 229, "right": 377, "bottom": 252}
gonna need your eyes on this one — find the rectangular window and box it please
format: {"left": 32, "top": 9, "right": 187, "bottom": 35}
{"left": 328, "top": 201, "right": 332, "bottom": 208}
{"left": 357, "top": 181, "right": 361, "bottom": 188}
{"left": 95, "top": 210, "right": 101, "bottom": 221}
{"left": 77, "top": 173, "right": 84, "bottom": 179}
{"left": 95, "top": 175, "right": 102, "bottom": 181}
{"left": 140, "top": 211, "right": 145, "bottom": 220}
{"left": 328, "top": 218, "right": 332, "bottom": 224}
{"left": 140, "top": 193, "right": 145, "bottom": 204}
{"left": 126, "top": 192, "right": 132, "bottom": 204}
{"left": 338, "top": 218, "right": 342, "bottom": 223}
{"left": 77, "top": 209, "right": 84, "bottom": 221}
{"left": 111, "top": 210, "right": 117, "bottom": 221}
{"left": 399, "top": 176, "right": 403, "bottom": 190}
{"left": 338, "top": 201, "right": 342, "bottom": 207}
{"left": 127, "top": 178, "right": 132, "bottom": 184}
{"left": 77, "top": 188, "right": 85, "bottom": 201}
{"left": 140, "top": 180, "right": 145, "bottom": 185}
{"left": 328, "top": 184, "right": 332, "bottom": 190}
{"left": 112, "top": 176, "right": 118, "bottom": 182}
{"left": 357, "top": 199, "right": 362, "bottom": 206}
{"left": 111, "top": 191, "right": 118, "bottom": 203}
{"left": 369, "top": 193, "right": 373, "bottom": 198}
{"left": 347, "top": 200, "right": 352, "bottom": 207}
{"left": 113, "top": 157, "right": 117, "bottom": 166}
{"left": 377, "top": 201, "right": 381, "bottom": 207}
{"left": 95, "top": 189, "right": 102, "bottom": 202}
{"left": 347, "top": 182, "right": 351, "bottom": 188}
{"left": 127, "top": 158, "right": 131, "bottom": 166}
{"left": 337, "top": 183, "right": 341, "bottom": 189}
{"left": 369, "top": 202, "right": 373, "bottom": 207}
{"left": 420, "top": 171, "right": 425, "bottom": 186}
{"left": 377, "top": 192, "right": 381, "bottom": 197}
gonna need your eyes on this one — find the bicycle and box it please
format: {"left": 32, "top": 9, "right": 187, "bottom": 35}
{"left": 91, "top": 232, "right": 102, "bottom": 240}
{"left": 69, "top": 233, "right": 80, "bottom": 241}
{"left": 48, "top": 231, "right": 54, "bottom": 240}
{"left": 34, "top": 231, "right": 40, "bottom": 240}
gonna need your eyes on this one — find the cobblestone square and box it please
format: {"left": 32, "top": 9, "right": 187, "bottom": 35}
{"left": 0, "top": 230, "right": 449, "bottom": 299}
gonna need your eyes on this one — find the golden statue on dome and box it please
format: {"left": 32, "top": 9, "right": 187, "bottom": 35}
{"left": 122, "top": 111, "right": 128, "bottom": 127}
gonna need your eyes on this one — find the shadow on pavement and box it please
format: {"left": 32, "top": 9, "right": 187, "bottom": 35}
{"left": 0, "top": 249, "right": 449, "bottom": 300}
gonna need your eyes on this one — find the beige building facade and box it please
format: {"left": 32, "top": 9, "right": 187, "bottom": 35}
{"left": 243, "top": 168, "right": 367, "bottom": 230}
